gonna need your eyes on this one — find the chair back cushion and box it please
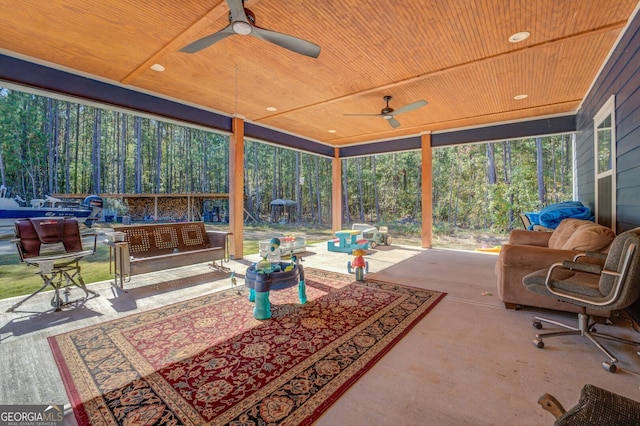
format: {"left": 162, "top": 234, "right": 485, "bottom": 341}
{"left": 547, "top": 218, "right": 614, "bottom": 251}
{"left": 600, "top": 228, "right": 640, "bottom": 302}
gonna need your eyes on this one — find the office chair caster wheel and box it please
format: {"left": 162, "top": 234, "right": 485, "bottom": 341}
{"left": 602, "top": 362, "right": 617, "bottom": 373}
{"left": 533, "top": 320, "right": 543, "bottom": 329}
{"left": 533, "top": 338, "right": 544, "bottom": 348}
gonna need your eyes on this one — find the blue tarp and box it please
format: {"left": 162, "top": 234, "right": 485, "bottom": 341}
{"left": 525, "top": 201, "right": 594, "bottom": 229}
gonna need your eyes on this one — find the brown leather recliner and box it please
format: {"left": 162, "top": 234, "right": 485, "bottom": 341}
{"left": 495, "top": 218, "right": 615, "bottom": 313}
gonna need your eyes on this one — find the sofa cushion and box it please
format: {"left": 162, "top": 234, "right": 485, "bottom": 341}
{"left": 560, "top": 222, "right": 615, "bottom": 251}
{"left": 548, "top": 219, "right": 594, "bottom": 249}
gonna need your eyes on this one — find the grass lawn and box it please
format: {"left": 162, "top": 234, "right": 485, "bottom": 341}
{"left": 0, "top": 227, "right": 327, "bottom": 300}
{"left": 0, "top": 246, "right": 113, "bottom": 300}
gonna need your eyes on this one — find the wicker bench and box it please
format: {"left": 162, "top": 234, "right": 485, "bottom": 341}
{"left": 108, "top": 222, "right": 229, "bottom": 287}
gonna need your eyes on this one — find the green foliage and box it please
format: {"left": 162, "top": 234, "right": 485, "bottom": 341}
{"left": 337, "top": 136, "right": 573, "bottom": 232}
{"left": 426, "top": 138, "right": 573, "bottom": 231}
{"left": 0, "top": 86, "right": 574, "bottom": 235}
{"left": 0, "top": 89, "right": 230, "bottom": 197}
{"left": 243, "top": 141, "right": 333, "bottom": 224}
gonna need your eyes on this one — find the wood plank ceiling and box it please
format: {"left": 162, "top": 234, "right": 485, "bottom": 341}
{"left": 0, "top": 0, "right": 637, "bottom": 148}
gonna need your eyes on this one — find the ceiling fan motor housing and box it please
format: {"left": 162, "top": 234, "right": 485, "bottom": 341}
{"left": 381, "top": 95, "right": 394, "bottom": 117}
{"left": 229, "top": 9, "right": 256, "bottom": 35}
{"left": 382, "top": 96, "right": 394, "bottom": 117}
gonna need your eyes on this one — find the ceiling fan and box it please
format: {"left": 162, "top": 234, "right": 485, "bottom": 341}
{"left": 344, "top": 96, "right": 428, "bottom": 128}
{"left": 180, "top": 0, "right": 321, "bottom": 58}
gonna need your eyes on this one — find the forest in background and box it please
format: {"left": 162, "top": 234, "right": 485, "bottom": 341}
{"left": 0, "top": 87, "right": 574, "bottom": 232}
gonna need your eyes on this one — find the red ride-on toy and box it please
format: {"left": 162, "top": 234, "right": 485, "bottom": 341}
{"left": 347, "top": 248, "right": 369, "bottom": 281}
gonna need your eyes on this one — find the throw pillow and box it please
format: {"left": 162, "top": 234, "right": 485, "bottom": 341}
{"left": 560, "top": 223, "right": 615, "bottom": 251}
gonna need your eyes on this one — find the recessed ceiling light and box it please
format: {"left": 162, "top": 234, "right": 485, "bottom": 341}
{"left": 508, "top": 31, "right": 530, "bottom": 43}
{"left": 266, "top": 106, "right": 277, "bottom": 112}
{"left": 514, "top": 94, "right": 528, "bottom": 100}
{"left": 150, "top": 63, "right": 165, "bottom": 72}
{"left": 328, "top": 129, "right": 336, "bottom": 133}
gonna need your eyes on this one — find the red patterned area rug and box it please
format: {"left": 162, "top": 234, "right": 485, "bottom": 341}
{"left": 48, "top": 268, "right": 445, "bottom": 425}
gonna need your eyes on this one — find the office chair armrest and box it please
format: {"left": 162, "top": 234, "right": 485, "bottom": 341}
{"left": 561, "top": 260, "right": 603, "bottom": 275}
{"left": 543, "top": 262, "right": 614, "bottom": 305}
{"left": 573, "top": 251, "right": 607, "bottom": 263}
{"left": 601, "top": 269, "right": 621, "bottom": 278}
{"left": 538, "top": 393, "right": 566, "bottom": 419}
{"left": 545, "top": 243, "right": 636, "bottom": 306}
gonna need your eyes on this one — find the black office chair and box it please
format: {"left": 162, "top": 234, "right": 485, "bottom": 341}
{"left": 522, "top": 227, "right": 640, "bottom": 372}
{"left": 9, "top": 217, "right": 98, "bottom": 312}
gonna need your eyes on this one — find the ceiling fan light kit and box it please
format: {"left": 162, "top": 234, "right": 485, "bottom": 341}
{"left": 232, "top": 21, "right": 252, "bottom": 35}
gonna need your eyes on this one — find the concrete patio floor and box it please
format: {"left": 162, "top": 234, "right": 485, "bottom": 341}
{"left": 1, "top": 238, "right": 639, "bottom": 425}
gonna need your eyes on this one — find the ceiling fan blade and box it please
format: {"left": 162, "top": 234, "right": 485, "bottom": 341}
{"left": 387, "top": 118, "right": 401, "bottom": 128}
{"left": 390, "top": 100, "right": 428, "bottom": 116}
{"left": 180, "top": 25, "right": 235, "bottom": 53}
{"left": 180, "top": 0, "right": 248, "bottom": 53}
{"left": 343, "top": 113, "right": 383, "bottom": 117}
{"left": 226, "top": 0, "right": 248, "bottom": 23}
{"left": 180, "top": 0, "right": 319, "bottom": 58}
{"left": 251, "top": 26, "right": 321, "bottom": 58}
